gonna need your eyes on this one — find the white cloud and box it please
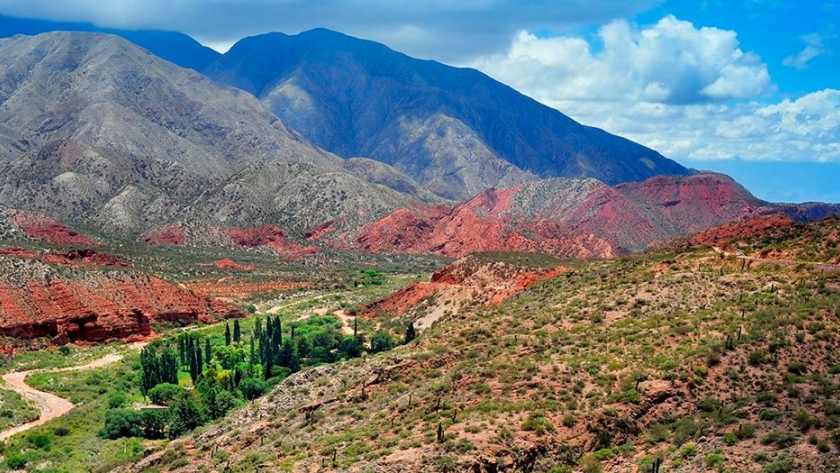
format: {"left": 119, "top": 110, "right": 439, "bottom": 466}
{"left": 783, "top": 33, "right": 828, "bottom": 69}
{"left": 469, "top": 16, "right": 840, "bottom": 164}
{"left": 0, "top": 0, "right": 659, "bottom": 61}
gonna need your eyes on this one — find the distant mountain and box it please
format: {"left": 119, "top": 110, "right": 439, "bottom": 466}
{"left": 0, "top": 14, "right": 220, "bottom": 71}
{"left": 0, "top": 32, "right": 415, "bottom": 238}
{"left": 205, "top": 28, "right": 690, "bottom": 200}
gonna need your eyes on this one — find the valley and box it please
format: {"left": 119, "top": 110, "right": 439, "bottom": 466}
{"left": 0, "top": 12, "right": 835, "bottom": 473}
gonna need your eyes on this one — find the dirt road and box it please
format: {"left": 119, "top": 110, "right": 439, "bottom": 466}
{"left": 0, "top": 344, "right": 144, "bottom": 441}
{"left": 712, "top": 247, "right": 840, "bottom": 273}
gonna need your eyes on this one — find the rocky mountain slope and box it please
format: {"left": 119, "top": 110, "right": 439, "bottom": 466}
{"left": 0, "top": 247, "right": 238, "bottom": 344}
{"left": 0, "top": 32, "right": 418, "bottom": 240}
{"left": 0, "top": 14, "right": 220, "bottom": 71}
{"left": 205, "top": 28, "right": 690, "bottom": 200}
{"left": 342, "top": 173, "right": 821, "bottom": 259}
{"left": 124, "top": 218, "right": 840, "bottom": 473}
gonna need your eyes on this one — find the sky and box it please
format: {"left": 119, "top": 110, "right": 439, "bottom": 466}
{"left": 0, "top": 0, "right": 837, "bottom": 203}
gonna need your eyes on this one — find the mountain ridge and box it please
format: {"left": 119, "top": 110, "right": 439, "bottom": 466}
{"left": 205, "top": 28, "right": 691, "bottom": 200}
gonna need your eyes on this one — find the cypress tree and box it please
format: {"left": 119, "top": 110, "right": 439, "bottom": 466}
{"left": 233, "top": 319, "right": 241, "bottom": 343}
{"left": 195, "top": 345, "right": 203, "bottom": 380}
{"left": 224, "top": 322, "right": 231, "bottom": 346}
{"left": 204, "top": 338, "right": 212, "bottom": 368}
{"left": 404, "top": 322, "right": 417, "bottom": 344}
{"left": 188, "top": 343, "right": 199, "bottom": 384}
{"left": 161, "top": 347, "right": 179, "bottom": 385}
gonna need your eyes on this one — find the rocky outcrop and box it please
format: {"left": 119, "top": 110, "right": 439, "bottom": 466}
{"left": 224, "top": 225, "right": 319, "bottom": 260}
{"left": 347, "top": 173, "right": 786, "bottom": 259}
{"left": 11, "top": 212, "right": 100, "bottom": 246}
{"left": 0, "top": 272, "right": 236, "bottom": 344}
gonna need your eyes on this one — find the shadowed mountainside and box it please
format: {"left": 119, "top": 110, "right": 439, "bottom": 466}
{"left": 205, "top": 28, "right": 690, "bottom": 200}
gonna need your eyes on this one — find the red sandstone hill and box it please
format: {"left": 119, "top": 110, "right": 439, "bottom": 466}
{"left": 361, "top": 252, "right": 566, "bottom": 329}
{"left": 0, "top": 253, "right": 240, "bottom": 345}
{"left": 345, "top": 173, "right": 786, "bottom": 259}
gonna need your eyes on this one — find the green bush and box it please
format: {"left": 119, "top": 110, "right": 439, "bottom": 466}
{"left": 5, "top": 455, "right": 26, "bottom": 469}
{"left": 149, "top": 383, "right": 181, "bottom": 406}
{"left": 240, "top": 377, "right": 269, "bottom": 400}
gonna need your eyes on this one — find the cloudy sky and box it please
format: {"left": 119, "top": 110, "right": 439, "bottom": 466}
{"left": 0, "top": 0, "right": 837, "bottom": 202}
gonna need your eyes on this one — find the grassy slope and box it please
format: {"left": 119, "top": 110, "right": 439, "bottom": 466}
{"left": 125, "top": 221, "right": 840, "bottom": 472}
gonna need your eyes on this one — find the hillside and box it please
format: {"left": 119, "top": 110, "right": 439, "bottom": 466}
{"left": 342, "top": 173, "right": 790, "bottom": 259}
{"left": 205, "top": 29, "right": 690, "bottom": 200}
{"left": 123, "top": 218, "right": 840, "bottom": 473}
{"left": 0, "top": 32, "right": 417, "bottom": 239}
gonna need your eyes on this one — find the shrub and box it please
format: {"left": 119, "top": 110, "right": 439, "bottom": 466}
{"left": 149, "top": 383, "right": 181, "bottom": 406}
{"left": 697, "top": 398, "right": 723, "bottom": 413}
{"left": 705, "top": 453, "right": 724, "bottom": 468}
{"left": 749, "top": 350, "right": 770, "bottom": 366}
{"left": 762, "top": 457, "right": 795, "bottom": 473}
{"left": 5, "top": 455, "right": 26, "bottom": 469}
{"left": 108, "top": 392, "right": 128, "bottom": 409}
{"left": 240, "top": 377, "right": 269, "bottom": 401}
{"left": 28, "top": 433, "right": 51, "bottom": 450}
{"left": 761, "top": 430, "right": 799, "bottom": 448}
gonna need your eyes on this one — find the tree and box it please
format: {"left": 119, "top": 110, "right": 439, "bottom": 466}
{"left": 204, "top": 338, "right": 212, "bottom": 368}
{"left": 370, "top": 331, "right": 394, "bottom": 353}
{"left": 99, "top": 409, "right": 142, "bottom": 439}
{"left": 233, "top": 319, "right": 242, "bottom": 343}
{"left": 279, "top": 339, "right": 301, "bottom": 373}
{"left": 148, "top": 383, "right": 181, "bottom": 406}
{"left": 339, "top": 335, "right": 363, "bottom": 359}
{"left": 404, "top": 322, "right": 417, "bottom": 344}
{"left": 240, "top": 377, "right": 269, "bottom": 400}
{"left": 167, "top": 391, "right": 206, "bottom": 439}
{"left": 224, "top": 322, "right": 231, "bottom": 346}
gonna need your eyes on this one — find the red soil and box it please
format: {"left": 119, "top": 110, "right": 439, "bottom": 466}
{"left": 141, "top": 226, "right": 187, "bottom": 246}
{"left": 690, "top": 214, "right": 795, "bottom": 249}
{"left": 351, "top": 192, "right": 625, "bottom": 259}
{"left": 363, "top": 256, "right": 566, "bottom": 318}
{"left": 0, "top": 275, "right": 237, "bottom": 344}
{"left": 12, "top": 212, "right": 100, "bottom": 246}
{"left": 224, "top": 225, "right": 319, "bottom": 260}
{"left": 303, "top": 220, "right": 338, "bottom": 240}
{"left": 0, "top": 247, "right": 129, "bottom": 268}
{"left": 210, "top": 258, "right": 256, "bottom": 271}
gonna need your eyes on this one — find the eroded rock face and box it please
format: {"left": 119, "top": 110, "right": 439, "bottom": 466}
{"left": 11, "top": 212, "right": 100, "bottom": 246}
{"left": 348, "top": 173, "right": 783, "bottom": 259}
{"left": 689, "top": 214, "right": 795, "bottom": 249}
{"left": 141, "top": 226, "right": 188, "bottom": 246}
{"left": 0, "top": 257, "right": 237, "bottom": 344}
{"left": 224, "top": 225, "right": 319, "bottom": 260}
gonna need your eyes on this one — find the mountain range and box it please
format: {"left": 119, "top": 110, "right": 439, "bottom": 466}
{"left": 0, "top": 18, "right": 836, "bottom": 261}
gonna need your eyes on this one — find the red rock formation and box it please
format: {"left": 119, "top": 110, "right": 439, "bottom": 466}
{"left": 348, "top": 173, "right": 778, "bottom": 259}
{"left": 0, "top": 274, "right": 238, "bottom": 344}
{"left": 210, "top": 258, "right": 256, "bottom": 271}
{"left": 0, "top": 247, "right": 129, "bottom": 268}
{"left": 689, "top": 214, "right": 795, "bottom": 250}
{"left": 12, "top": 212, "right": 100, "bottom": 246}
{"left": 224, "top": 225, "right": 319, "bottom": 260}
{"left": 141, "top": 226, "right": 187, "bottom": 246}
{"left": 363, "top": 254, "right": 566, "bottom": 318}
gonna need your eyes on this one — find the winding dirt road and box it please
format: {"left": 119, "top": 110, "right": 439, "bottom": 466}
{"left": 0, "top": 344, "right": 144, "bottom": 441}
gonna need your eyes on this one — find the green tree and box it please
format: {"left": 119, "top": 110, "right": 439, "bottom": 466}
{"left": 224, "top": 322, "right": 231, "bottom": 346}
{"left": 148, "top": 383, "right": 181, "bottom": 406}
{"left": 233, "top": 319, "right": 242, "bottom": 343}
{"left": 240, "top": 377, "right": 269, "bottom": 400}
{"left": 279, "top": 339, "right": 301, "bottom": 372}
{"left": 99, "top": 409, "right": 143, "bottom": 439}
{"left": 370, "top": 331, "right": 394, "bottom": 353}
{"left": 167, "top": 391, "right": 206, "bottom": 439}
{"left": 204, "top": 338, "right": 212, "bottom": 368}
{"left": 404, "top": 322, "right": 417, "bottom": 344}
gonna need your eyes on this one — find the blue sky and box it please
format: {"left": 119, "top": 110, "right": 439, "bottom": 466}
{"left": 0, "top": 0, "right": 837, "bottom": 203}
